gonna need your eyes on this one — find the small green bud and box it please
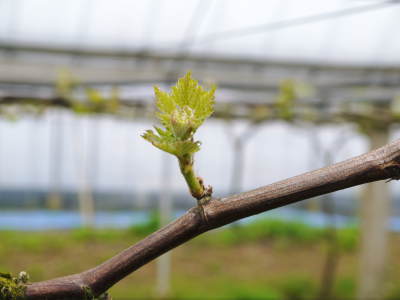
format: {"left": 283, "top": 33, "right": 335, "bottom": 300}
{"left": 170, "top": 106, "right": 195, "bottom": 139}
{"left": 18, "top": 271, "right": 29, "bottom": 284}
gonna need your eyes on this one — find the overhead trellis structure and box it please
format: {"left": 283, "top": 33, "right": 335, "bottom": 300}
{"left": 1, "top": 43, "right": 400, "bottom": 92}
{"left": 1, "top": 43, "right": 400, "bottom": 129}
{"left": 1, "top": 92, "right": 400, "bottom": 130}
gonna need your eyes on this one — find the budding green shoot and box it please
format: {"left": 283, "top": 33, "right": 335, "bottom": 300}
{"left": 142, "top": 72, "right": 215, "bottom": 202}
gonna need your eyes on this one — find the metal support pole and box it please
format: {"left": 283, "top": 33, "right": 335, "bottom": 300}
{"left": 0, "top": 124, "right": 3, "bottom": 202}
{"left": 74, "top": 117, "right": 95, "bottom": 227}
{"left": 47, "top": 110, "right": 63, "bottom": 210}
{"left": 358, "top": 128, "right": 390, "bottom": 300}
{"left": 156, "top": 153, "right": 173, "bottom": 297}
{"left": 228, "top": 122, "right": 260, "bottom": 195}
{"left": 230, "top": 137, "right": 245, "bottom": 195}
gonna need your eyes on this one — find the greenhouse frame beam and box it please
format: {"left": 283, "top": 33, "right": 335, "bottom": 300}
{"left": 0, "top": 43, "right": 400, "bottom": 89}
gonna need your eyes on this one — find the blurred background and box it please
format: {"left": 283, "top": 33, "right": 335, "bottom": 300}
{"left": 1, "top": 0, "right": 400, "bottom": 299}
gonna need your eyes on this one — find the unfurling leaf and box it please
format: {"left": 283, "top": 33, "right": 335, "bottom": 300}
{"left": 143, "top": 72, "right": 215, "bottom": 159}
{"left": 142, "top": 129, "right": 200, "bottom": 157}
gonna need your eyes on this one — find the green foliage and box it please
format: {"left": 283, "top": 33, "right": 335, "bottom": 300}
{"left": 275, "top": 276, "right": 315, "bottom": 300}
{"left": 0, "top": 230, "right": 73, "bottom": 254}
{"left": 73, "top": 87, "right": 120, "bottom": 115}
{"left": 55, "top": 70, "right": 120, "bottom": 115}
{"left": 276, "top": 80, "right": 297, "bottom": 121}
{"left": 173, "top": 275, "right": 316, "bottom": 300}
{"left": 220, "top": 283, "right": 281, "bottom": 300}
{"left": 129, "top": 212, "right": 160, "bottom": 236}
{"left": 71, "top": 228, "right": 127, "bottom": 242}
{"left": 386, "top": 282, "right": 400, "bottom": 300}
{"left": 0, "top": 271, "right": 29, "bottom": 300}
{"left": 56, "top": 69, "right": 77, "bottom": 98}
{"left": 171, "top": 277, "right": 282, "bottom": 300}
{"left": 196, "top": 218, "right": 359, "bottom": 252}
{"left": 142, "top": 72, "right": 215, "bottom": 158}
{"left": 336, "top": 227, "right": 358, "bottom": 251}
{"left": 334, "top": 277, "right": 356, "bottom": 299}
{"left": 204, "top": 218, "right": 324, "bottom": 246}
{"left": 0, "top": 226, "right": 396, "bottom": 300}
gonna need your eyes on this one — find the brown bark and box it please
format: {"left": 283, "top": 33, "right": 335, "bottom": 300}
{"left": 25, "top": 139, "right": 400, "bottom": 299}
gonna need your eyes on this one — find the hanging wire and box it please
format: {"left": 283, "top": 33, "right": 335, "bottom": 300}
{"left": 164, "top": 0, "right": 216, "bottom": 75}
{"left": 200, "top": 0, "right": 226, "bottom": 52}
{"left": 179, "top": 0, "right": 400, "bottom": 47}
{"left": 140, "top": 0, "right": 161, "bottom": 50}
{"left": 261, "top": 0, "right": 290, "bottom": 55}
{"left": 6, "top": 0, "right": 20, "bottom": 44}
{"left": 369, "top": 4, "right": 400, "bottom": 64}
{"left": 75, "top": 0, "right": 93, "bottom": 46}
{"left": 314, "top": 0, "right": 348, "bottom": 60}
{"left": 178, "top": 0, "right": 216, "bottom": 52}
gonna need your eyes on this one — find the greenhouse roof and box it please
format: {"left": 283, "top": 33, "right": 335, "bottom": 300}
{"left": 1, "top": 0, "right": 400, "bottom": 66}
